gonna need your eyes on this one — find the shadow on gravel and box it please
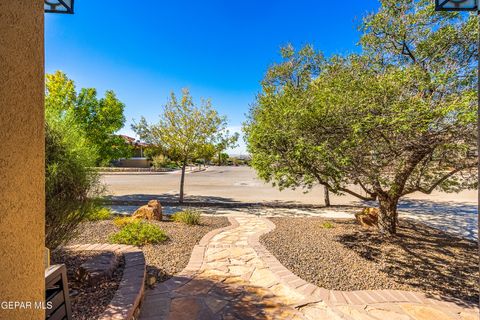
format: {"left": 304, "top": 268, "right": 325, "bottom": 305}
{"left": 337, "top": 219, "right": 479, "bottom": 305}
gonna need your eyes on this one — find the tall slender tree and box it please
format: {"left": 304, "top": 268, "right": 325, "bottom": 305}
{"left": 133, "top": 89, "right": 228, "bottom": 203}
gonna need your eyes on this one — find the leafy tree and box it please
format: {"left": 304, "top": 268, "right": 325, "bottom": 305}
{"left": 46, "top": 71, "right": 131, "bottom": 165}
{"left": 244, "top": 44, "right": 334, "bottom": 206}
{"left": 45, "top": 71, "right": 76, "bottom": 116}
{"left": 216, "top": 152, "right": 230, "bottom": 166}
{"left": 75, "top": 88, "right": 131, "bottom": 165}
{"left": 195, "top": 143, "right": 217, "bottom": 164}
{"left": 133, "top": 89, "right": 228, "bottom": 203}
{"left": 245, "top": 1, "right": 477, "bottom": 235}
{"left": 214, "top": 130, "right": 239, "bottom": 165}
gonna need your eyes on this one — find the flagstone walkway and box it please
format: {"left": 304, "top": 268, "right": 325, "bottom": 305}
{"left": 139, "top": 215, "right": 479, "bottom": 320}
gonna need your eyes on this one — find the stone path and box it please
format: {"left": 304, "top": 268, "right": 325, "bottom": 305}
{"left": 139, "top": 216, "right": 478, "bottom": 320}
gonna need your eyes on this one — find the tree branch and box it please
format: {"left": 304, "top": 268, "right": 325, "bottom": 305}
{"left": 402, "top": 166, "right": 475, "bottom": 196}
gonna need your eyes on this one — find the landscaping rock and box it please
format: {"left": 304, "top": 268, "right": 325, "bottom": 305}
{"left": 355, "top": 208, "right": 379, "bottom": 228}
{"left": 76, "top": 252, "right": 119, "bottom": 285}
{"left": 132, "top": 200, "right": 163, "bottom": 221}
{"left": 51, "top": 250, "right": 125, "bottom": 320}
{"left": 261, "top": 217, "right": 478, "bottom": 303}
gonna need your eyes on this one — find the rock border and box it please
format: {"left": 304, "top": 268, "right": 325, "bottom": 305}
{"left": 252, "top": 217, "right": 479, "bottom": 319}
{"left": 64, "top": 243, "right": 146, "bottom": 320}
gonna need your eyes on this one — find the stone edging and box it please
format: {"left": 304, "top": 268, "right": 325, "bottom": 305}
{"left": 64, "top": 243, "right": 146, "bottom": 320}
{"left": 250, "top": 217, "right": 479, "bottom": 317}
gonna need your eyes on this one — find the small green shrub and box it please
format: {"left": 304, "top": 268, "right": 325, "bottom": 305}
{"left": 113, "top": 216, "right": 136, "bottom": 228}
{"left": 86, "top": 207, "right": 112, "bottom": 221}
{"left": 151, "top": 155, "right": 179, "bottom": 170}
{"left": 321, "top": 221, "right": 335, "bottom": 229}
{"left": 171, "top": 209, "right": 201, "bottom": 225}
{"left": 109, "top": 220, "right": 167, "bottom": 246}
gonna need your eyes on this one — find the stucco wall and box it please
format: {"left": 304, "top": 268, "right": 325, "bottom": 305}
{"left": 0, "top": 1, "right": 45, "bottom": 320}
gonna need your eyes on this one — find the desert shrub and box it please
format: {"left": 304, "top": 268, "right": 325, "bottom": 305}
{"left": 86, "top": 207, "right": 112, "bottom": 221}
{"left": 45, "top": 115, "right": 103, "bottom": 249}
{"left": 113, "top": 216, "right": 136, "bottom": 228}
{"left": 171, "top": 209, "right": 201, "bottom": 225}
{"left": 109, "top": 221, "right": 167, "bottom": 246}
{"left": 321, "top": 221, "right": 335, "bottom": 229}
{"left": 152, "top": 155, "right": 179, "bottom": 170}
{"left": 151, "top": 155, "right": 166, "bottom": 169}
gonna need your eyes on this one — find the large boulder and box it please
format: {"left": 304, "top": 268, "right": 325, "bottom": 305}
{"left": 355, "top": 207, "right": 379, "bottom": 228}
{"left": 132, "top": 200, "right": 163, "bottom": 221}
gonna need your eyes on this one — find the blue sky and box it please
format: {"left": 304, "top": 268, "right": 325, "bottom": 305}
{"left": 45, "top": 0, "right": 380, "bottom": 154}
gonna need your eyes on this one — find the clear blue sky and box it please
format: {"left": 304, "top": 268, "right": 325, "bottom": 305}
{"left": 45, "top": 0, "right": 380, "bottom": 154}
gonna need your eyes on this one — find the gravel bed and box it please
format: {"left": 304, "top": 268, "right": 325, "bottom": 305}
{"left": 68, "top": 216, "right": 229, "bottom": 283}
{"left": 261, "top": 217, "right": 478, "bottom": 303}
{"left": 51, "top": 250, "right": 124, "bottom": 320}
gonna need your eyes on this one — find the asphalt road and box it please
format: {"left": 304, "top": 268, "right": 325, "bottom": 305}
{"left": 101, "top": 166, "right": 477, "bottom": 205}
{"left": 102, "top": 166, "right": 478, "bottom": 239}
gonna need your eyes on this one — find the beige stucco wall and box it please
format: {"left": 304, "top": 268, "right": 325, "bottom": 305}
{"left": 0, "top": 1, "right": 45, "bottom": 320}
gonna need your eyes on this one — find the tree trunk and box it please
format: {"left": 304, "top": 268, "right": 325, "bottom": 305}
{"left": 179, "top": 162, "right": 186, "bottom": 203}
{"left": 324, "top": 187, "right": 331, "bottom": 207}
{"left": 377, "top": 196, "right": 399, "bottom": 235}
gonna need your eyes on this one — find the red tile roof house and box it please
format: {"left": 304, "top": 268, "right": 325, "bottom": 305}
{"left": 114, "top": 135, "right": 152, "bottom": 168}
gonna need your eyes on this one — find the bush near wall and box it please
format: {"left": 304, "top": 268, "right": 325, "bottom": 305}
{"left": 45, "top": 116, "right": 103, "bottom": 249}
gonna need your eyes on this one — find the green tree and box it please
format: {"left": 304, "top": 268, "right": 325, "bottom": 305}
{"left": 245, "top": 1, "right": 477, "bottom": 235}
{"left": 45, "top": 71, "right": 131, "bottom": 166}
{"left": 45, "top": 71, "right": 76, "bottom": 116}
{"left": 216, "top": 152, "right": 230, "bottom": 166}
{"left": 133, "top": 89, "right": 228, "bottom": 203}
{"left": 214, "top": 130, "right": 239, "bottom": 165}
{"left": 195, "top": 143, "right": 217, "bottom": 165}
{"left": 244, "top": 44, "right": 334, "bottom": 206}
{"left": 45, "top": 83, "right": 103, "bottom": 248}
{"left": 75, "top": 88, "right": 131, "bottom": 165}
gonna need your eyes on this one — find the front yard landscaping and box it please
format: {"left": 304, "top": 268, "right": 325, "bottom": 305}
{"left": 67, "top": 215, "right": 229, "bottom": 283}
{"left": 261, "top": 217, "right": 478, "bottom": 303}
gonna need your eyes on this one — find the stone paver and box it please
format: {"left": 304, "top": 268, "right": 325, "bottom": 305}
{"left": 140, "top": 216, "right": 319, "bottom": 319}
{"left": 139, "top": 215, "right": 479, "bottom": 320}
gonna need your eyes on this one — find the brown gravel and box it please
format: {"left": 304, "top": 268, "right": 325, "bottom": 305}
{"left": 68, "top": 216, "right": 229, "bottom": 283}
{"left": 51, "top": 249, "right": 124, "bottom": 320}
{"left": 261, "top": 217, "right": 479, "bottom": 303}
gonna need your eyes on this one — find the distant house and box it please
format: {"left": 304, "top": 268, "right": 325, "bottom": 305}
{"left": 114, "top": 135, "right": 151, "bottom": 168}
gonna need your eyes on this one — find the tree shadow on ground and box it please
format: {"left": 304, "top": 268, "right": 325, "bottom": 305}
{"left": 103, "top": 193, "right": 343, "bottom": 209}
{"left": 336, "top": 219, "right": 479, "bottom": 305}
{"left": 360, "top": 199, "right": 478, "bottom": 240}
{"left": 141, "top": 272, "right": 301, "bottom": 319}
{"left": 104, "top": 193, "right": 242, "bottom": 205}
